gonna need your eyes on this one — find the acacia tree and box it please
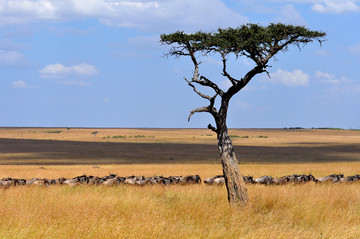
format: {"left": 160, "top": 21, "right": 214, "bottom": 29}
{"left": 161, "top": 23, "right": 326, "bottom": 205}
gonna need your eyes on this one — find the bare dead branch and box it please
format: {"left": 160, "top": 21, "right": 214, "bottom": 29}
{"left": 207, "top": 124, "right": 217, "bottom": 133}
{"left": 194, "top": 76, "right": 224, "bottom": 97}
{"left": 189, "top": 49, "right": 224, "bottom": 97}
{"left": 184, "top": 77, "right": 212, "bottom": 101}
{"left": 220, "top": 53, "right": 239, "bottom": 86}
{"left": 188, "top": 106, "right": 218, "bottom": 122}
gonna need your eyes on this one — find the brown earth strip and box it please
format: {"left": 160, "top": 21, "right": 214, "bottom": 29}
{"left": 0, "top": 138, "right": 359, "bottom": 165}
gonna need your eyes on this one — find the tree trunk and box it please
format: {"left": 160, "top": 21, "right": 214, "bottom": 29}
{"left": 218, "top": 126, "right": 249, "bottom": 206}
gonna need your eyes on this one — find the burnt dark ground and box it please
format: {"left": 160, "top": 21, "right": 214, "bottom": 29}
{"left": 1, "top": 138, "right": 359, "bottom": 165}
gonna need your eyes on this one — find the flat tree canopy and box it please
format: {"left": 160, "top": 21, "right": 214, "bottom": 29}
{"left": 161, "top": 23, "right": 326, "bottom": 205}
{"left": 161, "top": 23, "right": 326, "bottom": 99}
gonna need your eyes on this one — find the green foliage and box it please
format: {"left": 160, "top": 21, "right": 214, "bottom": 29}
{"left": 161, "top": 23, "right": 326, "bottom": 64}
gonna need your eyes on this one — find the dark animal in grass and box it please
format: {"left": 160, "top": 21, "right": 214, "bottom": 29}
{"left": 273, "top": 176, "right": 289, "bottom": 185}
{"left": 204, "top": 175, "right": 224, "bottom": 185}
{"left": 180, "top": 175, "right": 201, "bottom": 184}
{"left": 254, "top": 176, "right": 273, "bottom": 185}
{"left": 317, "top": 174, "right": 344, "bottom": 183}
{"left": 243, "top": 176, "right": 254, "bottom": 184}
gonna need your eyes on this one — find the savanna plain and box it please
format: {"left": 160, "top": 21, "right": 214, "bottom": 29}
{"left": 0, "top": 128, "right": 359, "bottom": 238}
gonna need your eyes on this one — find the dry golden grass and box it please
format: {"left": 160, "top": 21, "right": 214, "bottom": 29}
{"left": 0, "top": 128, "right": 359, "bottom": 238}
{"left": 0, "top": 163, "right": 360, "bottom": 238}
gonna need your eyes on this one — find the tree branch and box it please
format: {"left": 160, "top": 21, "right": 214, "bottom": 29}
{"left": 188, "top": 49, "right": 224, "bottom": 97}
{"left": 207, "top": 124, "right": 217, "bottom": 133}
{"left": 194, "top": 76, "right": 224, "bottom": 96}
{"left": 184, "top": 77, "right": 212, "bottom": 101}
{"left": 220, "top": 53, "right": 239, "bottom": 86}
{"left": 226, "top": 65, "right": 265, "bottom": 98}
{"left": 188, "top": 105, "right": 218, "bottom": 122}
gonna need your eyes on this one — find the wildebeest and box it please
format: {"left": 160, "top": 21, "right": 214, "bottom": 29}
{"left": 204, "top": 175, "right": 224, "bottom": 185}
{"left": 180, "top": 175, "right": 201, "bottom": 184}
{"left": 316, "top": 174, "right": 344, "bottom": 183}
{"left": 0, "top": 178, "right": 18, "bottom": 187}
{"left": 273, "top": 176, "right": 289, "bottom": 185}
{"left": 55, "top": 177, "right": 67, "bottom": 184}
{"left": 102, "top": 178, "right": 118, "bottom": 186}
{"left": 254, "top": 176, "right": 273, "bottom": 185}
{"left": 62, "top": 178, "right": 79, "bottom": 187}
{"left": 340, "top": 174, "right": 360, "bottom": 183}
{"left": 124, "top": 176, "right": 140, "bottom": 185}
{"left": 243, "top": 176, "right": 254, "bottom": 184}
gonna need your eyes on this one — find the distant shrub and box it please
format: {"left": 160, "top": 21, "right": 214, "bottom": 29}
{"left": 45, "top": 130, "right": 62, "bottom": 134}
{"left": 111, "top": 135, "right": 155, "bottom": 139}
{"left": 133, "top": 135, "right": 146, "bottom": 138}
{"left": 313, "top": 127, "right": 344, "bottom": 131}
{"left": 112, "top": 135, "right": 127, "bottom": 139}
{"left": 230, "top": 135, "right": 249, "bottom": 138}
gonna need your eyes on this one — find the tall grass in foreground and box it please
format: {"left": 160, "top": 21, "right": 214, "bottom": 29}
{"left": 0, "top": 183, "right": 359, "bottom": 238}
{"left": 0, "top": 163, "right": 359, "bottom": 238}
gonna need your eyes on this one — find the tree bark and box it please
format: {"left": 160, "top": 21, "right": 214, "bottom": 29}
{"left": 217, "top": 123, "right": 249, "bottom": 205}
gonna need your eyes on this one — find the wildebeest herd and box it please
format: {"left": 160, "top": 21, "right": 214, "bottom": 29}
{"left": 0, "top": 173, "right": 359, "bottom": 188}
{"left": 0, "top": 174, "right": 202, "bottom": 187}
{"left": 205, "top": 173, "right": 360, "bottom": 185}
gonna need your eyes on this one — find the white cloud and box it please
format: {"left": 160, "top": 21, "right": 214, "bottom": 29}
{"left": 315, "top": 71, "right": 348, "bottom": 84}
{"left": 268, "top": 69, "right": 309, "bottom": 86}
{"left": 0, "top": 50, "right": 25, "bottom": 67}
{"left": 312, "top": 0, "right": 360, "bottom": 13}
{"left": 11, "top": 80, "right": 27, "bottom": 88}
{"left": 39, "top": 63, "right": 98, "bottom": 78}
{"left": 0, "top": 0, "right": 248, "bottom": 31}
{"left": 0, "top": 39, "right": 28, "bottom": 50}
{"left": 278, "top": 4, "right": 307, "bottom": 25}
{"left": 238, "top": 0, "right": 360, "bottom": 14}
{"left": 316, "top": 70, "right": 360, "bottom": 94}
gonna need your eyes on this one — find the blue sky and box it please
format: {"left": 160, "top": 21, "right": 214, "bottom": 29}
{"left": 0, "top": 0, "right": 359, "bottom": 129}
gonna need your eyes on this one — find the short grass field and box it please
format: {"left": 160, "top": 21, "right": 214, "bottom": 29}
{"left": 0, "top": 128, "right": 359, "bottom": 238}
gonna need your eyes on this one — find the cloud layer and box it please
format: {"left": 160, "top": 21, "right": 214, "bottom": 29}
{"left": 269, "top": 69, "right": 310, "bottom": 87}
{"left": 0, "top": 50, "right": 25, "bottom": 67}
{"left": 0, "top": 0, "right": 247, "bottom": 31}
{"left": 240, "top": 0, "right": 360, "bottom": 14}
{"left": 312, "top": 0, "right": 360, "bottom": 13}
{"left": 39, "top": 63, "right": 98, "bottom": 78}
{"left": 11, "top": 80, "right": 27, "bottom": 88}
